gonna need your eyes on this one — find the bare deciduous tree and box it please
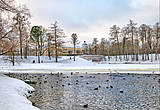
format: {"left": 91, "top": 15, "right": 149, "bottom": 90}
{"left": 92, "top": 38, "right": 98, "bottom": 55}
{"left": 50, "top": 21, "right": 65, "bottom": 62}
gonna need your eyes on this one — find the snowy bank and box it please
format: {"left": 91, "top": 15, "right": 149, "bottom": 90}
{"left": 0, "top": 56, "right": 159, "bottom": 74}
{"left": 0, "top": 74, "right": 39, "bottom": 110}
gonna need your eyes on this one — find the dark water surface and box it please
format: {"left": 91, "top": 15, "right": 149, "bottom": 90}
{"left": 6, "top": 73, "right": 160, "bottom": 110}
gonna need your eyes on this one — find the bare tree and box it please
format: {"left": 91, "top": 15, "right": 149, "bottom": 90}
{"left": 127, "top": 20, "right": 137, "bottom": 61}
{"left": 13, "top": 12, "right": 30, "bottom": 59}
{"left": 109, "top": 25, "right": 121, "bottom": 60}
{"left": 154, "top": 23, "right": 160, "bottom": 60}
{"left": 50, "top": 21, "right": 65, "bottom": 62}
{"left": 99, "top": 38, "right": 106, "bottom": 55}
{"left": 147, "top": 26, "right": 154, "bottom": 62}
{"left": 0, "top": 0, "right": 18, "bottom": 13}
{"left": 92, "top": 38, "right": 98, "bottom": 55}
{"left": 46, "top": 32, "right": 52, "bottom": 60}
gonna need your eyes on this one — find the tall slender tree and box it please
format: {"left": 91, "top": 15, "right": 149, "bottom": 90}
{"left": 46, "top": 32, "right": 52, "bottom": 60}
{"left": 71, "top": 33, "right": 79, "bottom": 61}
{"left": 147, "top": 26, "right": 153, "bottom": 61}
{"left": 30, "top": 26, "right": 42, "bottom": 63}
{"left": 50, "top": 21, "right": 65, "bottom": 62}
{"left": 154, "top": 23, "right": 160, "bottom": 60}
{"left": 109, "top": 25, "right": 121, "bottom": 60}
{"left": 139, "top": 24, "right": 148, "bottom": 61}
{"left": 92, "top": 38, "right": 98, "bottom": 55}
{"left": 13, "top": 12, "right": 30, "bottom": 59}
{"left": 127, "top": 20, "right": 137, "bottom": 61}
{"left": 121, "top": 27, "right": 129, "bottom": 60}
{"left": 99, "top": 38, "right": 106, "bottom": 55}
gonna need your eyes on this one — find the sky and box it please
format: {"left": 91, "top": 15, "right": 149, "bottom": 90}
{"left": 16, "top": 0, "right": 159, "bottom": 44}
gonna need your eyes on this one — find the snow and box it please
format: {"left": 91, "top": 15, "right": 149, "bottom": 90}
{"left": 0, "top": 55, "right": 159, "bottom": 74}
{"left": 0, "top": 55, "right": 159, "bottom": 109}
{"left": 0, "top": 74, "right": 39, "bottom": 110}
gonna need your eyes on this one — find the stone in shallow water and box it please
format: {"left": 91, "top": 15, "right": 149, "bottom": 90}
{"left": 83, "top": 104, "right": 88, "bottom": 108}
{"left": 120, "top": 91, "right": 123, "bottom": 93}
{"left": 158, "top": 79, "right": 160, "bottom": 83}
{"left": 94, "top": 88, "right": 98, "bottom": 90}
{"left": 106, "top": 80, "right": 109, "bottom": 82}
{"left": 24, "top": 80, "right": 37, "bottom": 84}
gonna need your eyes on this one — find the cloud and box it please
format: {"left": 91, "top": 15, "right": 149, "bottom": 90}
{"left": 16, "top": 0, "right": 158, "bottom": 43}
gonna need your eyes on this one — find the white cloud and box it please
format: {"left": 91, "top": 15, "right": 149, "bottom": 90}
{"left": 15, "top": 0, "right": 159, "bottom": 43}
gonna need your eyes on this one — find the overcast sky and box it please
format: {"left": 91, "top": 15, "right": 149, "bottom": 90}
{"left": 16, "top": 0, "right": 159, "bottom": 43}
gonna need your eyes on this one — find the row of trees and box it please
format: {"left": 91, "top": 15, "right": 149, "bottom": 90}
{"left": 0, "top": 0, "right": 31, "bottom": 65}
{"left": 30, "top": 22, "right": 66, "bottom": 63}
{"left": 0, "top": 0, "right": 70, "bottom": 64}
{"left": 83, "top": 20, "right": 160, "bottom": 62}
{"left": 0, "top": 0, "right": 160, "bottom": 64}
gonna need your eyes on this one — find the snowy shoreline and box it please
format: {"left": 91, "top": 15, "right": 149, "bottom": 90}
{"left": 0, "top": 74, "right": 39, "bottom": 110}
{"left": 0, "top": 56, "right": 159, "bottom": 74}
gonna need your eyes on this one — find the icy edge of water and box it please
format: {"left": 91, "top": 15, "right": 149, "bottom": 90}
{"left": 0, "top": 74, "right": 40, "bottom": 110}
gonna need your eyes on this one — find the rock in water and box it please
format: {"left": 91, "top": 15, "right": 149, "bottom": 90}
{"left": 120, "top": 90, "right": 123, "bottom": 93}
{"left": 94, "top": 88, "right": 98, "bottom": 90}
{"left": 83, "top": 104, "right": 88, "bottom": 108}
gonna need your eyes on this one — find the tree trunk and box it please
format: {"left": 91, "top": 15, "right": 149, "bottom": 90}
{"left": 123, "top": 41, "right": 125, "bottom": 60}
{"left": 131, "top": 29, "right": 134, "bottom": 61}
{"left": 24, "top": 46, "right": 27, "bottom": 59}
{"left": 117, "top": 37, "right": 121, "bottom": 61}
{"left": 136, "top": 44, "right": 139, "bottom": 61}
{"left": 11, "top": 48, "right": 15, "bottom": 66}
{"left": 74, "top": 44, "right": 76, "bottom": 61}
{"left": 37, "top": 41, "right": 40, "bottom": 63}
{"left": 151, "top": 47, "right": 153, "bottom": 62}
{"left": 55, "top": 28, "right": 58, "bottom": 62}
{"left": 107, "top": 47, "right": 110, "bottom": 61}
{"left": 48, "top": 36, "right": 51, "bottom": 60}
{"left": 12, "top": 52, "right": 15, "bottom": 66}
{"left": 95, "top": 46, "right": 97, "bottom": 55}
{"left": 155, "top": 23, "right": 159, "bottom": 61}
{"left": 142, "top": 40, "right": 144, "bottom": 61}
{"left": 24, "top": 38, "right": 28, "bottom": 59}
{"left": 19, "top": 24, "right": 23, "bottom": 59}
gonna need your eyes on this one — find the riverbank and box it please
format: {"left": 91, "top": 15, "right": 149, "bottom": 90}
{"left": 0, "top": 74, "right": 39, "bottom": 110}
{"left": 6, "top": 73, "right": 160, "bottom": 110}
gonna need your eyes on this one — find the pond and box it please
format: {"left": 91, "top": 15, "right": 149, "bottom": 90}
{"left": 6, "top": 73, "right": 160, "bottom": 110}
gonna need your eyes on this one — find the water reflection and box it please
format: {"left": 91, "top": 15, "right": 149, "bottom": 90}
{"left": 6, "top": 73, "right": 160, "bottom": 110}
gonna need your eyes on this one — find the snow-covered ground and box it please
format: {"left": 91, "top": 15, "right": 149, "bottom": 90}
{"left": 0, "top": 74, "right": 39, "bottom": 110}
{"left": 0, "top": 56, "right": 159, "bottom": 74}
{"left": 0, "top": 55, "right": 159, "bottom": 109}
